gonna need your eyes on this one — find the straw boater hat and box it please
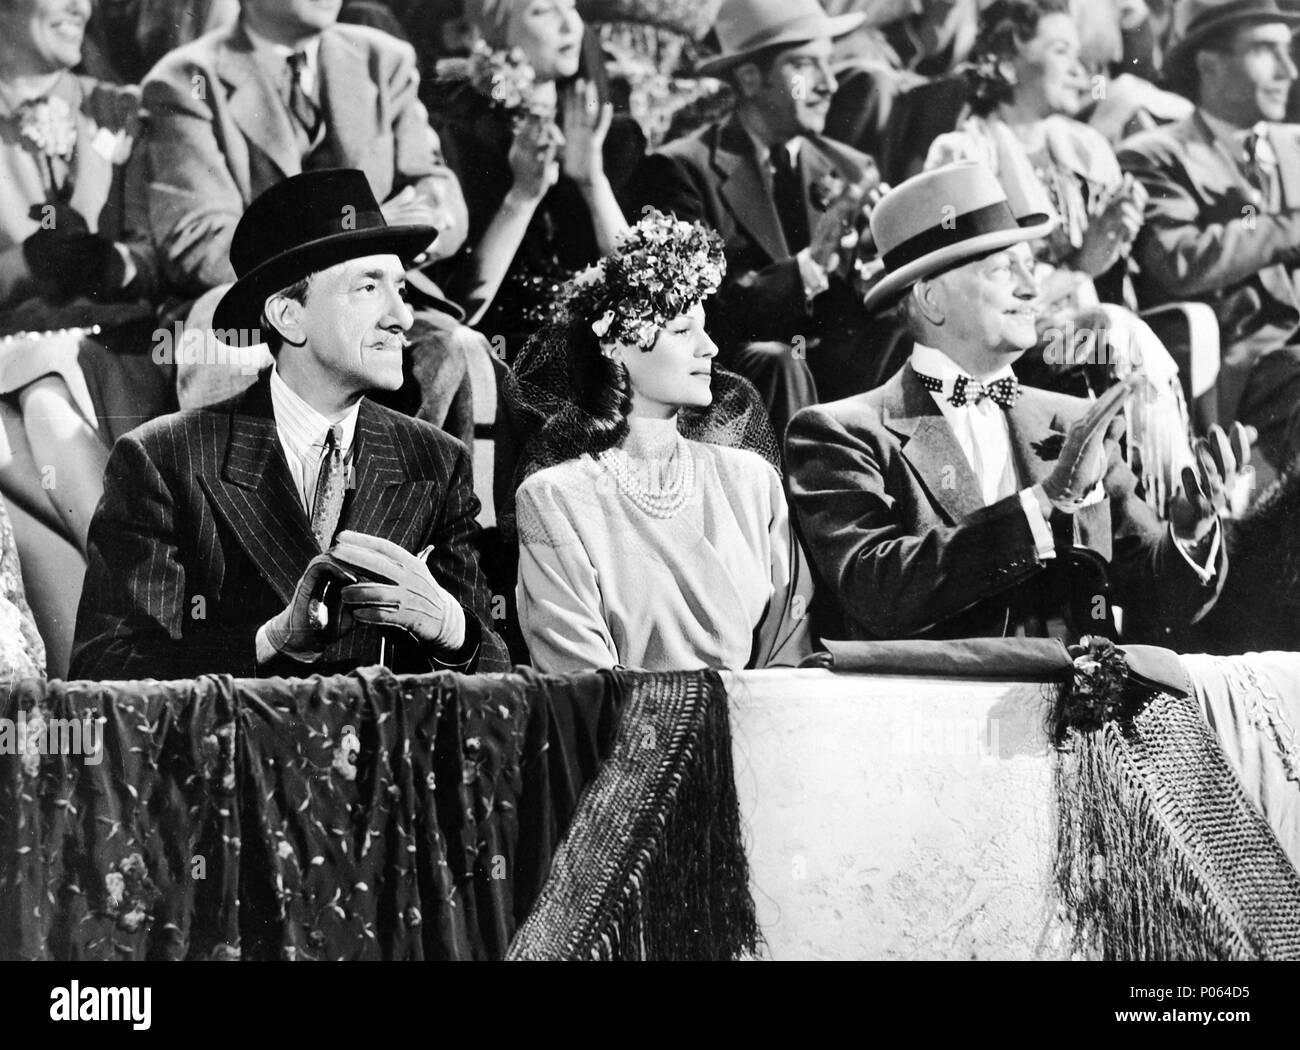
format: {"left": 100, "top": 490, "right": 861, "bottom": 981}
{"left": 1164, "top": 0, "right": 1300, "bottom": 83}
{"left": 212, "top": 168, "right": 442, "bottom": 334}
{"left": 862, "top": 162, "right": 1055, "bottom": 313}
{"left": 696, "top": 0, "right": 865, "bottom": 77}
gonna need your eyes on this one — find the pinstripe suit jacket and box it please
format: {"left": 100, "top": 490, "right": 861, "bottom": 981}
{"left": 70, "top": 372, "right": 510, "bottom": 681}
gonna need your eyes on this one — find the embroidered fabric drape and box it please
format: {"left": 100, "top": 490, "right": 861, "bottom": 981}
{"left": 0, "top": 667, "right": 627, "bottom": 960}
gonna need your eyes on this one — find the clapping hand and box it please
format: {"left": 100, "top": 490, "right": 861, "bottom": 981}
{"left": 508, "top": 112, "right": 563, "bottom": 203}
{"left": 1169, "top": 422, "right": 1254, "bottom": 543}
{"left": 809, "top": 164, "right": 885, "bottom": 276}
{"left": 561, "top": 78, "right": 613, "bottom": 188}
{"left": 1042, "top": 374, "right": 1144, "bottom": 509}
{"left": 1077, "top": 174, "right": 1147, "bottom": 277}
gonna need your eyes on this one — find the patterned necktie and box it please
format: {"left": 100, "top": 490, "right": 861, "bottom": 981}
{"left": 1243, "top": 122, "right": 1278, "bottom": 205}
{"left": 915, "top": 370, "right": 1021, "bottom": 410}
{"left": 770, "top": 144, "right": 810, "bottom": 254}
{"left": 286, "top": 51, "right": 321, "bottom": 143}
{"left": 310, "top": 424, "right": 344, "bottom": 551}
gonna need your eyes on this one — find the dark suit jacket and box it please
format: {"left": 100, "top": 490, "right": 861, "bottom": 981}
{"left": 786, "top": 365, "right": 1226, "bottom": 642}
{"left": 142, "top": 19, "right": 467, "bottom": 296}
{"left": 625, "top": 116, "right": 896, "bottom": 393}
{"left": 1119, "top": 112, "right": 1300, "bottom": 419}
{"left": 70, "top": 372, "right": 510, "bottom": 681}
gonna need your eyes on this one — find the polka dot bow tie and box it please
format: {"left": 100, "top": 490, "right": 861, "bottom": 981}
{"left": 915, "top": 371, "right": 1021, "bottom": 410}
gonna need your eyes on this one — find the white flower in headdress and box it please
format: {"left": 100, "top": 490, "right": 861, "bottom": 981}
{"left": 591, "top": 310, "right": 616, "bottom": 339}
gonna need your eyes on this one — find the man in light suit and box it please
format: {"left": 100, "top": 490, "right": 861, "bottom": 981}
{"left": 72, "top": 170, "right": 509, "bottom": 681}
{"left": 786, "top": 163, "right": 1237, "bottom": 644}
{"left": 625, "top": 0, "right": 893, "bottom": 441}
{"left": 1119, "top": 0, "right": 1300, "bottom": 470}
{"left": 142, "top": 0, "right": 475, "bottom": 444}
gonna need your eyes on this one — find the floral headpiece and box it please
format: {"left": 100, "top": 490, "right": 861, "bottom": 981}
{"left": 437, "top": 40, "right": 554, "bottom": 119}
{"left": 563, "top": 210, "right": 726, "bottom": 351}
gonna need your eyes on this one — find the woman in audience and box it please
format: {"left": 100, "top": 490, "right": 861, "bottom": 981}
{"left": 426, "top": 0, "right": 628, "bottom": 355}
{"left": 514, "top": 211, "right": 812, "bottom": 673}
{"left": 0, "top": 0, "right": 168, "bottom": 553}
{"left": 923, "top": 0, "right": 1191, "bottom": 512}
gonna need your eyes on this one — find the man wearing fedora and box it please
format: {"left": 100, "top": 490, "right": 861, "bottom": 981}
{"left": 625, "top": 0, "right": 892, "bottom": 442}
{"left": 71, "top": 169, "right": 510, "bottom": 681}
{"left": 1120, "top": 0, "right": 1300, "bottom": 471}
{"left": 143, "top": 0, "right": 478, "bottom": 448}
{"left": 786, "top": 163, "right": 1236, "bottom": 643}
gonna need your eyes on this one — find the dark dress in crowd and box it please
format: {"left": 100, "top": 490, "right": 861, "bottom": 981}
{"left": 426, "top": 79, "right": 641, "bottom": 360}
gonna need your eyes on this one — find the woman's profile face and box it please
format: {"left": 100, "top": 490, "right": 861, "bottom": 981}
{"left": 506, "top": 0, "right": 583, "bottom": 81}
{"left": 615, "top": 303, "right": 718, "bottom": 418}
{"left": 1, "top": 0, "right": 89, "bottom": 75}
{"left": 1010, "top": 12, "right": 1087, "bottom": 117}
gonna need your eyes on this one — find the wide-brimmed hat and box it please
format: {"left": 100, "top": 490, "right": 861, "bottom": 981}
{"left": 1165, "top": 0, "right": 1300, "bottom": 82}
{"left": 212, "top": 168, "right": 438, "bottom": 335}
{"left": 696, "top": 0, "right": 865, "bottom": 77}
{"left": 862, "top": 162, "right": 1055, "bottom": 313}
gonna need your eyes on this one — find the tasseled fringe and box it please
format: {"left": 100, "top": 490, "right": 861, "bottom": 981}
{"left": 1052, "top": 640, "right": 1300, "bottom": 960}
{"left": 507, "top": 670, "right": 759, "bottom": 961}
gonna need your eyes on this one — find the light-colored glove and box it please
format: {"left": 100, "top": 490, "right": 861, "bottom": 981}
{"left": 1041, "top": 373, "right": 1143, "bottom": 511}
{"left": 330, "top": 530, "right": 466, "bottom": 652}
{"left": 260, "top": 553, "right": 359, "bottom": 662}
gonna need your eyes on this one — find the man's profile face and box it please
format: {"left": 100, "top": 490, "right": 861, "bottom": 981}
{"left": 1202, "top": 23, "right": 1297, "bottom": 122}
{"left": 242, "top": 0, "right": 342, "bottom": 38}
{"left": 293, "top": 253, "right": 412, "bottom": 398}
{"left": 743, "top": 37, "right": 838, "bottom": 139}
{"left": 933, "top": 243, "right": 1039, "bottom": 357}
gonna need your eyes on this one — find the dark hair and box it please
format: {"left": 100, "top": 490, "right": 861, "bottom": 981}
{"left": 260, "top": 275, "right": 312, "bottom": 355}
{"left": 566, "top": 313, "right": 635, "bottom": 455}
{"left": 965, "top": 0, "right": 1071, "bottom": 117}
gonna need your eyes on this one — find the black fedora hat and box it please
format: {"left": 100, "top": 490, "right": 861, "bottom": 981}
{"left": 1165, "top": 0, "right": 1300, "bottom": 82}
{"left": 212, "top": 168, "right": 438, "bottom": 335}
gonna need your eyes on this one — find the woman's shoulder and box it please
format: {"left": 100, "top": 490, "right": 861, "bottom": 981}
{"left": 1045, "top": 115, "right": 1120, "bottom": 181}
{"left": 693, "top": 441, "right": 782, "bottom": 492}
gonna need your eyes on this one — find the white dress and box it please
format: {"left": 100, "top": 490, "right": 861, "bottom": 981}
{"left": 515, "top": 416, "right": 813, "bottom": 673}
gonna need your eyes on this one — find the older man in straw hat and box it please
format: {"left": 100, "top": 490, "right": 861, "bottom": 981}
{"left": 72, "top": 168, "right": 509, "bottom": 681}
{"left": 626, "top": 0, "right": 890, "bottom": 441}
{"left": 1120, "top": 0, "right": 1300, "bottom": 474}
{"left": 787, "top": 162, "right": 1239, "bottom": 644}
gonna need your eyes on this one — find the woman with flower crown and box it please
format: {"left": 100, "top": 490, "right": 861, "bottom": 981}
{"left": 425, "top": 0, "right": 631, "bottom": 351}
{"left": 513, "top": 212, "right": 812, "bottom": 673}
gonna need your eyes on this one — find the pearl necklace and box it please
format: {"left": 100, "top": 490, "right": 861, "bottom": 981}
{"left": 597, "top": 434, "right": 695, "bottom": 519}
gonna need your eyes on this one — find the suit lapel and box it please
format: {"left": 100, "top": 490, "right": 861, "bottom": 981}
{"left": 886, "top": 366, "right": 985, "bottom": 524}
{"left": 1272, "top": 125, "right": 1300, "bottom": 212}
{"left": 714, "top": 116, "right": 789, "bottom": 262}
{"left": 216, "top": 24, "right": 302, "bottom": 182}
{"left": 1188, "top": 112, "right": 1298, "bottom": 309}
{"left": 798, "top": 137, "right": 862, "bottom": 249}
{"left": 199, "top": 374, "right": 319, "bottom": 605}
{"left": 340, "top": 400, "right": 411, "bottom": 540}
{"left": 318, "top": 29, "right": 379, "bottom": 169}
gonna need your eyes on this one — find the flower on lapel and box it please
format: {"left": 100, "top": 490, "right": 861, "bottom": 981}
{"left": 1033, "top": 433, "right": 1066, "bottom": 461}
{"left": 17, "top": 96, "right": 76, "bottom": 161}
{"left": 810, "top": 171, "right": 846, "bottom": 212}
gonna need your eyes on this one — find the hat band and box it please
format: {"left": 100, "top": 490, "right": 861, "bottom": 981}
{"left": 881, "top": 200, "right": 1020, "bottom": 273}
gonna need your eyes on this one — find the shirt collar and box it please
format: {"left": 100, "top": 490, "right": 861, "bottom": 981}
{"left": 269, "top": 366, "right": 360, "bottom": 460}
{"left": 744, "top": 127, "right": 802, "bottom": 171}
{"left": 244, "top": 22, "right": 321, "bottom": 78}
{"left": 1200, "top": 108, "right": 1269, "bottom": 157}
{"left": 910, "top": 342, "right": 1016, "bottom": 396}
